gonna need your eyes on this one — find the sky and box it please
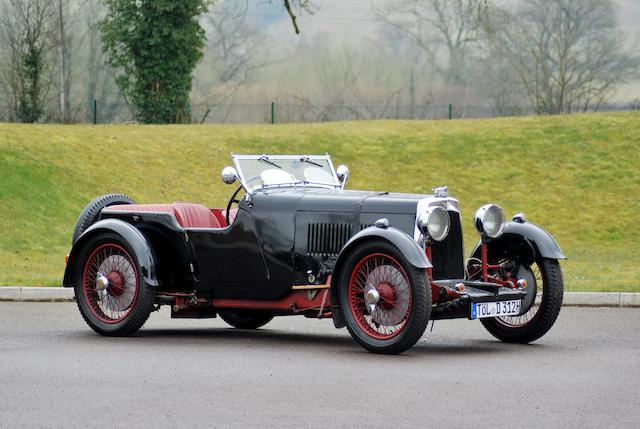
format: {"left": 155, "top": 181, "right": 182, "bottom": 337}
{"left": 253, "top": 0, "right": 640, "bottom": 44}
{"left": 247, "top": 0, "right": 640, "bottom": 101}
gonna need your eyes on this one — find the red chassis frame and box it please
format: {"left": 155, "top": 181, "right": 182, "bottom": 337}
{"left": 165, "top": 279, "right": 333, "bottom": 319}
{"left": 426, "top": 243, "right": 520, "bottom": 304}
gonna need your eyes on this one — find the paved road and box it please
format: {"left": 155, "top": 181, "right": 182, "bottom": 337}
{"left": 0, "top": 303, "right": 638, "bottom": 428}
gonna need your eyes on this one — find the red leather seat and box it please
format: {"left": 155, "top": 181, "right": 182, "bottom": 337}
{"left": 210, "top": 209, "right": 228, "bottom": 227}
{"left": 107, "top": 204, "right": 175, "bottom": 214}
{"left": 105, "top": 203, "right": 223, "bottom": 229}
{"left": 221, "top": 208, "right": 238, "bottom": 224}
{"left": 173, "top": 203, "right": 222, "bottom": 229}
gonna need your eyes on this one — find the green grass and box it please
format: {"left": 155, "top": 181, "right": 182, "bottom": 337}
{"left": 1, "top": 112, "right": 639, "bottom": 291}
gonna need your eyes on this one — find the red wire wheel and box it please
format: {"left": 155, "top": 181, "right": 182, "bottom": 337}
{"left": 339, "top": 240, "right": 430, "bottom": 354}
{"left": 82, "top": 243, "right": 139, "bottom": 324}
{"left": 348, "top": 253, "right": 412, "bottom": 340}
{"left": 481, "top": 258, "right": 564, "bottom": 344}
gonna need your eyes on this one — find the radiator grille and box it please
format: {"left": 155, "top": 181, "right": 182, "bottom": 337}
{"left": 307, "top": 223, "right": 352, "bottom": 256}
{"left": 431, "top": 211, "right": 465, "bottom": 280}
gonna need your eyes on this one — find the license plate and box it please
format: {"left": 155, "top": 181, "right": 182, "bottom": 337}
{"left": 471, "top": 300, "right": 521, "bottom": 319}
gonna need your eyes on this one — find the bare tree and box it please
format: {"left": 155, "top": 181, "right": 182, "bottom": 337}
{"left": 474, "top": 52, "right": 526, "bottom": 116}
{"left": 192, "top": 1, "right": 278, "bottom": 123}
{"left": 0, "top": 0, "right": 56, "bottom": 122}
{"left": 271, "top": 39, "right": 416, "bottom": 122}
{"left": 57, "top": 0, "right": 70, "bottom": 122}
{"left": 481, "top": 0, "right": 640, "bottom": 114}
{"left": 280, "top": 0, "right": 315, "bottom": 34}
{"left": 213, "top": 0, "right": 315, "bottom": 35}
{"left": 373, "top": 0, "right": 482, "bottom": 85}
{"left": 78, "top": 0, "right": 127, "bottom": 122}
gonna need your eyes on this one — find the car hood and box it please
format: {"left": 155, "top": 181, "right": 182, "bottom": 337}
{"left": 260, "top": 188, "right": 433, "bottom": 215}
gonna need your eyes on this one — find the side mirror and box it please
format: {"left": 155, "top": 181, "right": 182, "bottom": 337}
{"left": 221, "top": 166, "right": 238, "bottom": 185}
{"left": 336, "top": 165, "right": 349, "bottom": 188}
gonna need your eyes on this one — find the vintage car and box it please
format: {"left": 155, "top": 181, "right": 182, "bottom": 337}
{"left": 63, "top": 154, "right": 565, "bottom": 354}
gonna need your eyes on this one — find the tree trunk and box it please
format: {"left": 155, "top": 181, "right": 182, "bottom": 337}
{"left": 57, "top": 0, "right": 68, "bottom": 122}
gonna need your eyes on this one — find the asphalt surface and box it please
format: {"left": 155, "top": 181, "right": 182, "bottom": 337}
{"left": 0, "top": 303, "right": 638, "bottom": 428}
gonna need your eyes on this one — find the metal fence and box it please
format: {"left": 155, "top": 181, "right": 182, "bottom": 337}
{"left": 9, "top": 99, "right": 640, "bottom": 125}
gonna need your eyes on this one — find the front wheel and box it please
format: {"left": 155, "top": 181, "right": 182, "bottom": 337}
{"left": 74, "top": 232, "right": 155, "bottom": 336}
{"left": 339, "top": 240, "right": 431, "bottom": 354}
{"left": 481, "top": 258, "right": 563, "bottom": 343}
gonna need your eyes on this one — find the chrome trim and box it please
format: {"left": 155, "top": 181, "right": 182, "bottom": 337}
{"left": 255, "top": 181, "right": 340, "bottom": 193}
{"left": 417, "top": 206, "right": 450, "bottom": 242}
{"left": 474, "top": 204, "right": 505, "bottom": 239}
{"left": 375, "top": 218, "right": 390, "bottom": 229}
{"left": 365, "top": 288, "right": 380, "bottom": 314}
{"left": 413, "top": 195, "right": 459, "bottom": 241}
{"left": 433, "top": 186, "right": 448, "bottom": 198}
{"left": 221, "top": 166, "right": 238, "bottom": 185}
{"left": 513, "top": 212, "right": 526, "bottom": 223}
{"left": 291, "top": 284, "right": 331, "bottom": 290}
{"left": 96, "top": 274, "right": 108, "bottom": 291}
{"left": 336, "top": 164, "right": 349, "bottom": 190}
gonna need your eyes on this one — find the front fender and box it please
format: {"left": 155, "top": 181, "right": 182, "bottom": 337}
{"left": 63, "top": 219, "right": 159, "bottom": 288}
{"left": 340, "top": 225, "right": 431, "bottom": 270}
{"left": 470, "top": 221, "right": 566, "bottom": 265}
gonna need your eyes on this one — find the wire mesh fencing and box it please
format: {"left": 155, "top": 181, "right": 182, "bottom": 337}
{"left": 4, "top": 98, "right": 639, "bottom": 125}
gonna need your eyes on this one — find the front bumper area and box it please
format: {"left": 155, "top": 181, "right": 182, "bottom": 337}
{"left": 430, "top": 280, "right": 528, "bottom": 320}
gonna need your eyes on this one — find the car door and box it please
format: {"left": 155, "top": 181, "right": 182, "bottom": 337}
{"left": 188, "top": 206, "right": 270, "bottom": 299}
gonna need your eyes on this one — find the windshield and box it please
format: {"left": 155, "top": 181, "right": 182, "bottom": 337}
{"left": 233, "top": 155, "right": 340, "bottom": 192}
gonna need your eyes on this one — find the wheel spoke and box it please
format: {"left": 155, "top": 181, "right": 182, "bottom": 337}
{"left": 496, "top": 261, "right": 544, "bottom": 328}
{"left": 348, "top": 252, "right": 412, "bottom": 340}
{"left": 83, "top": 243, "right": 138, "bottom": 324}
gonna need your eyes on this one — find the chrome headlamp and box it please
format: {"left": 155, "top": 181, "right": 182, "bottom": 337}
{"left": 474, "top": 204, "right": 505, "bottom": 239}
{"left": 417, "top": 206, "right": 450, "bottom": 242}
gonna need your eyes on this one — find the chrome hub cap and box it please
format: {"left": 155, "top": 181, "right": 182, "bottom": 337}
{"left": 96, "top": 274, "right": 109, "bottom": 292}
{"left": 365, "top": 288, "right": 380, "bottom": 314}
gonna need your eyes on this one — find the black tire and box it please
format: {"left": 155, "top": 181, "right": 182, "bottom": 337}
{"left": 74, "top": 232, "right": 155, "bottom": 336}
{"left": 218, "top": 310, "right": 274, "bottom": 329}
{"left": 72, "top": 194, "right": 136, "bottom": 244}
{"left": 481, "top": 258, "right": 563, "bottom": 343}
{"left": 338, "top": 240, "right": 430, "bottom": 354}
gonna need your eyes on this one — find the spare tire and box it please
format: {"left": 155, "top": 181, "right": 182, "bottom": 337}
{"left": 72, "top": 194, "right": 136, "bottom": 244}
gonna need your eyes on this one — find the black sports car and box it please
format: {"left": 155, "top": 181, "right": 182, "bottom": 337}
{"left": 63, "top": 154, "right": 565, "bottom": 354}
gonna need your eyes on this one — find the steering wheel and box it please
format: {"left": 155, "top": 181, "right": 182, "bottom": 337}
{"left": 225, "top": 185, "right": 244, "bottom": 226}
{"left": 224, "top": 175, "right": 262, "bottom": 225}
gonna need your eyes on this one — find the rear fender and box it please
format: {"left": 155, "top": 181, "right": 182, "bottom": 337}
{"left": 63, "top": 219, "right": 159, "bottom": 288}
{"left": 470, "top": 221, "right": 566, "bottom": 266}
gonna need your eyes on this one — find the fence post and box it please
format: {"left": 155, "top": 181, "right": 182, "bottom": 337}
{"left": 271, "top": 101, "right": 275, "bottom": 124}
{"left": 93, "top": 99, "right": 97, "bottom": 125}
{"left": 448, "top": 103, "right": 452, "bottom": 120}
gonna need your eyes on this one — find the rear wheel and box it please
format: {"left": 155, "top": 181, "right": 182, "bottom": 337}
{"left": 74, "top": 232, "right": 155, "bottom": 336}
{"left": 481, "top": 258, "right": 563, "bottom": 343}
{"left": 218, "top": 310, "right": 273, "bottom": 329}
{"left": 72, "top": 194, "right": 136, "bottom": 244}
{"left": 339, "top": 240, "right": 430, "bottom": 354}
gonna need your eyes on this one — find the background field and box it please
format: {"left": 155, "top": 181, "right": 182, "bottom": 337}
{"left": 1, "top": 112, "right": 639, "bottom": 291}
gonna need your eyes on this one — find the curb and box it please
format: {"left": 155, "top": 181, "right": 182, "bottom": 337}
{"left": 0, "top": 287, "right": 639, "bottom": 307}
{"left": 0, "top": 287, "right": 74, "bottom": 302}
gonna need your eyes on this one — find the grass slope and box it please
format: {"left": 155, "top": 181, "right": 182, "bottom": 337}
{"left": 1, "top": 112, "right": 639, "bottom": 291}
